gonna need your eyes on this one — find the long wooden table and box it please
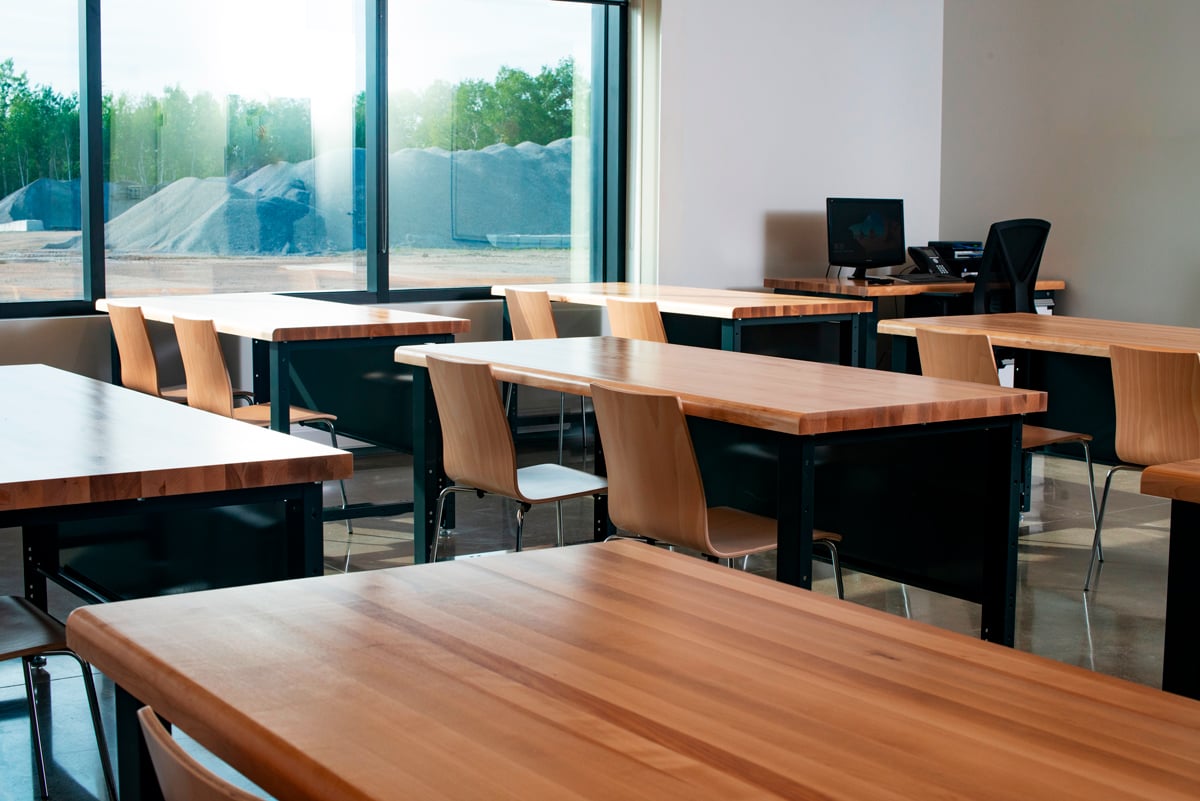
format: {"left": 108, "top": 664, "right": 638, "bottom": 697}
{"left": 1140, "top": 459, "right": 1200, "bottom": 700}
{"left": 395, "top": 336, "right": 1045, "bottom": 644}
{"left": 492, "top": 282, "right": 874, "bottom": 365}
{"left": 0, "top": 364, "right": 352, "bottom": 608}
{"left": 878, "top": 312, "right": 1200, "bottom": 462}
{"left": 98, "top": 293, "right": 470, "bottom": 443}
{"left": 67, "top": 540, "right": 1200, "bottom": 801}
{"left": 766, "top": 276, "right": 1066, "bottom": 369}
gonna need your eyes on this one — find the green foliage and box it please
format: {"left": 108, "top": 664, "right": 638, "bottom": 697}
{"left": 0, "top": 56, "right": 586, "bottom": 197}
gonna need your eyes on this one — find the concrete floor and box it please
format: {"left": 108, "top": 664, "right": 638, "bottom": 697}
{"left": 0, "top": 436, "right": 1174, "bottom": 799}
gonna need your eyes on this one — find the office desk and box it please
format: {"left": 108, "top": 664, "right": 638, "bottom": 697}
{"left": 68, "top": 540, "right": 1200, "bottom": 801}
{"left": 1141, "top": 459, "right": 1200, "bottom": 700}
{"left": 0, "top": 364, "right": 351, "bottom": 609}
{"left": 879, "top": 313, "right": 1200, "bottom": 463}
{"left": 395, "top": 337, "right": 1045, "bottom": 644}
{"left": 766, "top": 276, "right": 1066, "bottom": 369}
{"left": 98, "top": 293, "right": 469, "bottom": 443}
{"left": 492, "top": 282, "right": 873, "bottom": 365}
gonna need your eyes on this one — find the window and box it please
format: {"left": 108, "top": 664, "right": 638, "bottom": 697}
{"left": 103, "top": 1, "right": 366, "bottom": 296}
{"left": 0, "top": 0, "right": 82, "bottom": 302}
{"left": 0, "top": 0, "right": 625, "bottom": 313}
{"left": 387, "top": 0, "right": 596, "bottom": 289}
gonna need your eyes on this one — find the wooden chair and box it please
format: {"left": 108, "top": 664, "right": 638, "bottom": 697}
{"left": 108, "top": 303, "right": 252, "bottom": 405}
{"left": 137, "top": 707, "right": 262, "bottom": 801}
{"left": 1087, "top": 345, "right": 1200, "bottom": 589}
{"left": 426, "top": 355, "right": 607, "bottom": 559}
{"left": 589, "top": 383, "right": 844, "bottom": 598}
{"left": 915, "top": 328, "right": 1098, "bottom": 571}
{"left": 607, "top": 297, "right": 668, "bottom": 343}
{"left": 1, "top": 596, "right": 116, "bottom": 800}
{"left": 504, "top": 288, "right": 589, "bottom": 464}
{"left": 915, "top": 332, "right": 1098, "bottom": 489}
{"left": 173, "top": 315, "right": 354, "bottom": 566}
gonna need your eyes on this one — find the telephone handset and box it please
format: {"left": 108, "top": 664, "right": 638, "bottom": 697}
{"left": 909, "top": 246, "right": 952, "bottom": 275}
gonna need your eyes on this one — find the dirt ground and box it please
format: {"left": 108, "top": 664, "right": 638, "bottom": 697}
{"left": 0, "top": 231, "right": 574, "bottom": 300}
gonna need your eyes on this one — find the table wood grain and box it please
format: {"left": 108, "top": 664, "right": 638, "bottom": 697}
{"left": 394, "top": 337, "right": 1045, "bottom": 435}
{"left": 99, "top": 293, "right": 470, "bottom": 342}
{"left": 877, "top": 313, "right": 1200, "bottom": 357}
{"left": 765, "top": 276, "right": 1067, "bottom": 298}
{"left": 67, "top": 540, "right": 1200, "bottom": 801}
{"left": 0, "top": 364, "right": 351, "bottom": 512}
{"left": 493, "top": 281, "right": 873, "bottom": 318}
{"left": 1143, "top": 460, "right": 1200, "bottom": 504}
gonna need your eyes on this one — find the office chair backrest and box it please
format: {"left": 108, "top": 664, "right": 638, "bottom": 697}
{"left": 505, "top": 289, "right": 559, "bottom": 340}
{"left": 973, "top": 218, "right": 1051, "bottom": 314}
{"left": 137, "top": 707, "right": 263, "bottom": 801}
{"left": 174, "top": 316, "right": 236, "bottom": 418}
{"left": 426, "top": 356, "right": 520, "bottom": 498}
{"left": 109, "top": 304, "right": 164, "bottom": 397}
{"left": 607, "top": 298, "right": 668, "bottom": 343}
{"left": 915, "top": 329, "right": 1001, "bottom": 387}
{"left": 1109, "top": 345, "right": 1200, "bottom": 466}
{"left": 590, "top": 383, "right": 710, "bottom": 553}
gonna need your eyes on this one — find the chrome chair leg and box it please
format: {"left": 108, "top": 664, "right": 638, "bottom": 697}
{"left": 432, "top": 485, "right": 476, "bottom": 562}
{"left": 1085, "top": 463, "right": 1139, "bottom": 591}
{"left": 815, "top": 539, "right": 845, "bottom": 600}
{"left": 557, "top": 393, "right": 566, "bottom": 465}
{"left": 579, "top": 395, "right": 589, "bottom": 466}
{"left": 555, "top": 500, "right": 564, "bottom": 548}
{"left": 23, "top": 652, "right": 117, "bottom": 801}
{"left": 514, "top": 502, "right": 531, "bottom": 552}
{"left": 22, "top": 657, "right": 49, "bottom": 800}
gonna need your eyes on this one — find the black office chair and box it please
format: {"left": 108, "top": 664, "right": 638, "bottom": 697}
{"left": 972, "top": 218, "right": 1051, "bottom": 314}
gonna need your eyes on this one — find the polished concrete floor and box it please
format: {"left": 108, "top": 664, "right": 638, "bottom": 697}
{"left": 0, "top": 437, "right": 1174, "bottom": 800}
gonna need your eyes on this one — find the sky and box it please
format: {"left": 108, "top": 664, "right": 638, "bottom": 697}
{"left": 1, "top": 0, "right": 592, "bottom": 98}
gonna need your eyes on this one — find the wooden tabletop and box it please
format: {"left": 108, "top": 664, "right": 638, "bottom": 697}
{"left": 877, "top": 313, "right": 1200, "bottom": 357}
{"left": 67, "top": 540, "right": 1200, "bottom": 801}
{"left": 492, "top": 282, "right": 873, "bottom": 318}
{"left": 98, "top": 293, "right": 470, "bottom": 342}
{"left": 395, "top": 337, "right": 1045, "bottom": 435}
{"left": 765, "top": 276, "right": 1067, "bottom": 298}
{"left": 1142, "top": 460, "right": 1200, "bottom": 504}
{"left": 0, "top": 364, "right": 352, "bottom": 512}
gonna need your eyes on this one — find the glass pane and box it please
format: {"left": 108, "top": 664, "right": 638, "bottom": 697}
{"left": 387, "top": 0, "right": 594, "bottom": 289}
{"left": 103, "top": 1, "right": 365, "bottom": 296}
{"left": 0, "top": 0, "right": 82, "bottom": 302}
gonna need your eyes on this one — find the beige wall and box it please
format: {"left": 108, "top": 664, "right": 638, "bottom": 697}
{"left": 655, "top": 0, "right": 945, "bottom": 288}
{"left": 941, "top": 0, "right": 1200, "bottom": 324}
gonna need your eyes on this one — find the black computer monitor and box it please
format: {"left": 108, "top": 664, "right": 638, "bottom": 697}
{"left": 825, "top": 198, "right": 906, "bottom": 280}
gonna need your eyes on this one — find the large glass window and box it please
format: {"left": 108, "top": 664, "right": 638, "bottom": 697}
{"left": 0, "top": 0, "right": 623, "bottom": 312}
{"left": 0, "top": 0, "right": 82, "bottom": 302}
{"left": 102, "top": 1, "right": 366, "bottom": 296}
{"left": 387, "top": 0, "right": 596, "bottom": 288}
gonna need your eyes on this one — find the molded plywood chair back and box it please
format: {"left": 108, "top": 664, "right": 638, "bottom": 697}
{"left": 1, "top": 596, "right": 117, "bottom": 800}
{"left": 426, "top": 355, "right": 607, "bottom": 559}
{"left": 173, "top": 316, "right": 238, "bottom": 417}
{"left": 915, "top": 329, "right": 1001, "bottom": 387}
{"left": 607, "top": 298, "right": 668, "bottom": 343}
{"left": 109, "top": 303, "right": 187, "bottom": 402}
{"left": 505, "top": 288, "right": 558, "bottom": 340}
{"left": 428, "top": 355, "right": 521, "bottom": 499}
{"left": 972, "top": 218, "right": 1051, "bottom": 314}
{"left": 1110, "top": 345, "right": 1200, "bottom": 467}
{"left": 137, "top": 707, "right": 262, "bottom": 801}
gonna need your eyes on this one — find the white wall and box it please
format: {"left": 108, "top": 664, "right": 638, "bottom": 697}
{"left": 655, "top": 0, "right": 945, "bottom": 288}
{"left": 941, "top": 0, "right": 1200, "bottom": 325}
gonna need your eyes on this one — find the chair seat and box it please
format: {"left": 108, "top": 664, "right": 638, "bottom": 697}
{"left": 0, "top": 596, "right": 66, "bottom": 659}
{"left": 514, "top": 463, "right": 608, "bottom": 504}
{"left": 706, "top": 507, "right": 841, "bottom": 560}
{"left": 232, "top": 403, "right": 337, "bottom": 427}
{"left": 1022, "top": 424, "right": 1092, "bottom": 450}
